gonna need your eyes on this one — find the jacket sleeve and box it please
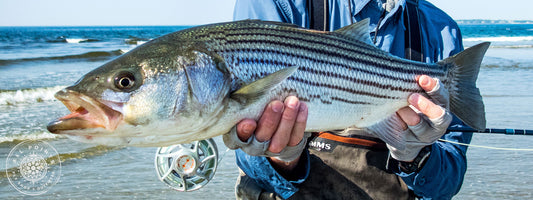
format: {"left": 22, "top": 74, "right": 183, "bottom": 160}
{"left": 235, "top": 148, "right": 310, "bottom": 199}
{"left": 234, "top": 0, "right": 286, "bottom": 21}
{"left": 399, "top": 116, "right": 473, "bottom": 199}
{"left": 233, "top": 0, "right": 308, "bottom": 27}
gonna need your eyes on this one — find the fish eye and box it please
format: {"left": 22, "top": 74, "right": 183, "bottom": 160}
{"left": 114, "top": 71, "right": 136, "bottom": 90}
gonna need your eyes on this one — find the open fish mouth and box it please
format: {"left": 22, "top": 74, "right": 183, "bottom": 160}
{"left": 47, "top": 89, "right": 123, "bottom": 134}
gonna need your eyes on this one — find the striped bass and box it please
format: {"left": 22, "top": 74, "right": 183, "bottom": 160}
{"left": 47, "top": 19, "right": 489, "bottom": 147}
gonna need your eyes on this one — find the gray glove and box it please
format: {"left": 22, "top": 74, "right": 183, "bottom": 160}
{"left": 223, "top": 126, "right": 311, "bottom": 162}
{"left": 368, "top": 79, "right": 453, "bottom": 161}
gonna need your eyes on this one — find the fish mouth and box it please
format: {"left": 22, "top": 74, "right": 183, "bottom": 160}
{"left": 47, "top": 89, "right": 123, "bottom": 134}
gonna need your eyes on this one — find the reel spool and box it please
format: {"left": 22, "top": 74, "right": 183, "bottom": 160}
{"left": 154, "top": 139, "right": 218, "bottom": 192}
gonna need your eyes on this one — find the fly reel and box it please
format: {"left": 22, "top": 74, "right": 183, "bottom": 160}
{"left": 154, "top": 139, "right": 218, "bottom": 192}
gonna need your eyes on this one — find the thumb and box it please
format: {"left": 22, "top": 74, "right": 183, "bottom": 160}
{"left": 236, "top": 119, "right": 257, "bottom": 142}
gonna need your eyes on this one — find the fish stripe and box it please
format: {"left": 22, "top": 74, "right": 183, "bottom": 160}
{"left": 192, "top": 25, "right": 386, "bottom": 57}
{"left": 221, "top": 48, "right": 417, "bottom": 83}
{"left": 221, "top": 48, "right": 423, "bottom": 100}
{"left": 223, "top": 47, "right": 422, "bottom": 88}
{"left": 330, "top": 96, "right": 374, "bottom": 105}
{"left": 231, "top": 57, "right": 405, "bottom": 101}
{"left": 180, "top": 23, "right": 446, "bottom": 79}
{"left": 218, "top": 38, "right": 444, "bottom": 77}
{"left": 224, "top": 29, "right": 389, "bottom": 58}
{"left": 280, "top": 89, "right": 374, "bottom": 105}
{"left": 287, "top": 76, "right": 401, "bottom": 100}
{"left": 192, "top": 24, "right": 443, "bottom": 74}
{"left": 232, "top": 56, "right": 421, "bottom": 93}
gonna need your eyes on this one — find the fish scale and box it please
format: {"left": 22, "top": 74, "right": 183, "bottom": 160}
{"left": 181, "top": 22, "right": 437, "bottom": 129}
{"left": 204, "top": 23, "right": 428, "bottom": 101}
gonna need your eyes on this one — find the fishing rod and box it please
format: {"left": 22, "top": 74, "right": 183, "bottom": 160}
{"left": 153, "top": 127, "right": 533, "bottom": 192}
{"left": 447, "top": 127, "right": 533, "bottom": 135}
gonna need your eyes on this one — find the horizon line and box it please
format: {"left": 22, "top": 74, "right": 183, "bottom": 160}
{"left": 1, "top": 19, "right": 532, "bottom": 27}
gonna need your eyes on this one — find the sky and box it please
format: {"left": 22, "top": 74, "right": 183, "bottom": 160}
{"left": 0, "top": 0, "right": 532, "bottom": 26}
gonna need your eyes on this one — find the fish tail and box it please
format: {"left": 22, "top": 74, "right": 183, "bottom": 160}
{"left": 439, "top": 42, "right": 490, "bottom": 131}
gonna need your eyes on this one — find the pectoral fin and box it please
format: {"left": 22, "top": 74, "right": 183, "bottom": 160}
{"left": 231, "top": 66, "right": 298, "bottom": 105}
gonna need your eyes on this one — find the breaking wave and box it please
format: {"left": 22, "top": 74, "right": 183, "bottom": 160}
{"left": 0, "top": 50, "right": 124, "bottom": 66}
{"left": 66, "top": 38, "right": 100, "bottom": 43}
{"left": 481, "top": 56, "right": 533, "bottom": 69}
{"left": 490, "top": 44, "right": 533, "bottom": 48}
{"left": 124, "top": 37, "right": 151, "bottom": 45}
{"left": 0, "top": 132, "right": 61, "bottom": 144}
{"left": 0, "top": 86, "right": 65, "bottom": 105}
{"left": 464, "top": 36, "right": 533, "bottom": 42}
{"left": 46, "top": 37, "right": 101, "bottom": 43}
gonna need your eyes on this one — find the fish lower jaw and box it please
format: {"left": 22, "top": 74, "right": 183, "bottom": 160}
{"left": 50, "top": 104, "right": 122, "bottom": 133}
{"left": 48, "top": 90, "right": 124, "bottom": 133}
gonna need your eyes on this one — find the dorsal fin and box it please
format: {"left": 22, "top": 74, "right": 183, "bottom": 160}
{"left": 333, "top": 18, "right": 373, "bottom": 45}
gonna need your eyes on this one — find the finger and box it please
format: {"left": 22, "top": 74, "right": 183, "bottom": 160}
{"left": 288, "top": 102, "right": 308, "bottom": 146}
{"left": 420, "top": 75, "right": 449, "bottom": 108}
{"left": 269, "top": 96, "right": 300, "bottom": 153}
{"left": 255, "top": 100, "right": 284, "bottom": 142}
{"left": 236, "top": 119, "right": 257, "bottom": 142}
{"left": 417, "top": 75, "right": 437, "bottom": 92}
{"left": 396, "top": 106, "right": 419, "bottom": 127}
{"left": 408, "top": 93, "right": 444, "bottom": 119}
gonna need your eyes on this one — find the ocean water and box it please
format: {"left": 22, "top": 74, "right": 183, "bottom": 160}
{"left": 0, "top": 23, "right": 532, "bottom": 199}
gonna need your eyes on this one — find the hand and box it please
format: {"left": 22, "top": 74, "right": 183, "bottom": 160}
{"left": 369, "top": 75, "right": 453, "bottom": 161}
{"left": 223, "top": 96, "right": 309, "bottom": 169}
{"left": 397, "top": 75, "right": 449, "bottom": 126}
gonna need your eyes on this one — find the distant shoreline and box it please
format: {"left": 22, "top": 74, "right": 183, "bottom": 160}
{"left": 1, "top": 20, "right": 533, "bottom": 27}
{"left": 457, "top": 19, "right": 533, "bottom": 24}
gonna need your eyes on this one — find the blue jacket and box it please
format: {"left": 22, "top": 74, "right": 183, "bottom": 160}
{"left": 233, "top": 0, "right": 471, "bottom": 199}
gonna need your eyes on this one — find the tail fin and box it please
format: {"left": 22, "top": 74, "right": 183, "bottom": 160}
{"left": 438, "top": 42, "right": 490, "bottom": 131}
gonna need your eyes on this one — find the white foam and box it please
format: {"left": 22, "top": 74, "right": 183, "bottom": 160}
{"left": 464, "top": 36, "right": 533, "bottom": 42}
{"left": 0, "top": 132, "right": 62, "bottom": 143}
{"left": 119, "top": 48, "right": 133, "bottom": 53}
{"left": 492, "top": 44, "right": 533, "bottom": 48}
{"left": 0, "top": 86, "right": 66, "bottom": 105}
{"left": 66, "top": 38, "right": 88, "bottom": 43}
